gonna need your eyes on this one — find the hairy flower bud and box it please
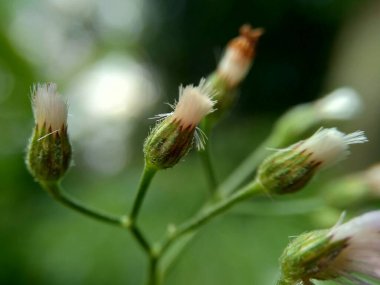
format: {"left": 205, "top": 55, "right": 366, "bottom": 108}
{"left": 205, "top": 24, "right": 263, "bottom": 126}
{"left": 279, "top": 211, "right": 380, "bottom": 285}
{"left": 271, "top": 87, "right": 363, "bottom": 148}
{"left": 26, "top": 83, "right": 71, "bottom": 182}
{"left": 257, "top": 128, "right": 367, "bottom": 195}
{"left": 144, "top": 79, "right": 215, "bottom": 169}
{"left": 217, "top": 24, "right": 263, "bottom": 88}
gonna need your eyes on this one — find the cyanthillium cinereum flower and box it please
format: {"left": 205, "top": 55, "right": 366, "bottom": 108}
{"left": 278, "top": 211, "right": 380, "bottom": 285}
{"left": 205, "top": 24, "right": 263, "bottom": 126}
{"left": 257, "top": 128, "right": 367, "bottom": 195}
{"left": 26, "top": 83, "right": 71, "bottom": 182}
{"left": 144, "top": 79, "right": 215, "bottom": 169}
{"left": 217, "top": 24, "right": 263, "bottom": 88}
{"left": 314, "top": 87, "right": 362, "bottom": 121}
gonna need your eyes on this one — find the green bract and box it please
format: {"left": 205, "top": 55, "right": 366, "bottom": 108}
{"left": 27, "top": 124, "right": 71, "bottom": 182}
{"left": 257, "top": 147, "right": 320, "bottom": 195}
{"left": 278, "top": 230, "right": 348, "bottom": 285}
{"left": 144, "top": 117, "right": 195, "bottom": 169}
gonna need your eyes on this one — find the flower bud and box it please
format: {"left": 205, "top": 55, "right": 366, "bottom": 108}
{"left": 271, "top": 87, "right": 363, "bottom": 148}
{"left": 217, "top": 24, "right": 263, "bottom": 88}
{"left": 205, "top": 24, "right": 263, "bottom": 126}
{"left": 144, "top": 79, "right": 215, "bottom": 169}
{"left": 26, "top": 83, "right": 71, "bottom": 182}
{"left": 279, "top": 211, "right": 380, "bottom": 285}
{"left": 314, "top": 87, "right": 362, "bottom": 120}
{"left": 257, "top": 128, "right": 367, "bottom": 195}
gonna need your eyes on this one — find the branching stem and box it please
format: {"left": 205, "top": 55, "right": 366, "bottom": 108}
{"left": 42, "top": 181, "right": 127, "bottom": 227}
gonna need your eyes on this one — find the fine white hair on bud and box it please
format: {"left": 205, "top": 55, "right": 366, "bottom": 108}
{"left": 314, "top": 87, "right": 362, "bottom": 120}
{"left": 31, "top": 83, "right": 68, "bottom": 132}
{"left": 172, "top": 78, "right": 216, "bottom": 130}
{"left": 297, "top": 128, "right": 368, "bottom": 169}
{"left": 217, "top": 24, "right": 263, "bottom": 88}
{"left": 27, "top": 83, "right": 71, "bottom": 181}
{"left": 144, "top": 79, "right": 216, "bottom": 169}
{"left": 278, "top": 211, "right": 380, "bottom": 285}
{"left": 327, "top": 211, "right": 380, "bottom": 283}
{"left": 257, "top": 128, "right": 367, "bottom": 195}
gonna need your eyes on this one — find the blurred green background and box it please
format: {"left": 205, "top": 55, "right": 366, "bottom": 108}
{"left": 1, "top": 0, "right": 380, "bottom": 284}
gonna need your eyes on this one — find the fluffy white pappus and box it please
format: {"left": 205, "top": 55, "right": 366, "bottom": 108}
{"left": 32, "top": 83, "right": 68, "bottom": 132}
{"left": 172, "top": 79, "right": 216, "bottom": 129}
{"left": 314, "top": 87, "right": 362, "bottom": 120}
{"left": 217, "top": 48, "right": 251, "bottom": 87}
{"left": 297, "top": 128, "right": 368, "bottom": 169}
{"left": 328, "top": 211, "right": 380, "bottom": 282}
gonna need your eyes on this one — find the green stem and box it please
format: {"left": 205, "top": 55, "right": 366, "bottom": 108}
{"left": 41, "top": 181, "right": 126, "bottom": 227}
{"left": 158, "top": 180, "right": 263, "bottom": 257}
{"left": 128, "top": 163, "right": 156, "bottom": 255}
{"left": 147, "top": 255, "right": 159, "bottom": 285}
{"left": 130, "top": 164, "right": 157, "bottom": 222}
{"left": 199, "top": 119, "right": 218, "bottom": 193}
{"left": 130, "top": 225, "right": 152, "bottom": 254}
{"left": 199, "top": 144, "right": 218, "bottom": 192}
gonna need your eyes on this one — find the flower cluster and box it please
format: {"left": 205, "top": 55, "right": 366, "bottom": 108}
{"left": 24, "top": 22, "right": 377, "bottom": 285}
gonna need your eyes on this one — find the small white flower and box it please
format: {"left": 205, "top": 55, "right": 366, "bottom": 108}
{"left": 144, "top": 79, "right": 216, "bottom": 169}
{"left": 172, "top": 79, "right": 215, "bottom": 129}
{"left": 217, "top": 24, "right": 263, "bottom": 87}
{"left": 328, "top": 211, "right": 380, "bottom": 283}
{"left": 31, "top": 83, "right": 68, "bottom": 132}
{"left": 314, "top": 87, "right": 362, "bottom": 120}
{"left": 153, "top": 78, "right": 216, "bottom": 150}
{"left": 294, "top": 128, "right": 367, "bottom": 169}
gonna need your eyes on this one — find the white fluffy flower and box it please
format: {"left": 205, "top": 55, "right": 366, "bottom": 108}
{"left": 328, "top": 211, "right": 380, "bottom": 283}
{"left": 294, "top": 128, "right": 368, "bottom": 169}
{"left": 31, "top": 83, "right": 68, "bottom": 132}
{"left": 153, "top": 78, "right": 215, "bottom": 150}
{"left": 172, "top": 79, "right": 215, "bottom": 129}
{"left": 314, "top": 87, "right": 362, "bottom": 120}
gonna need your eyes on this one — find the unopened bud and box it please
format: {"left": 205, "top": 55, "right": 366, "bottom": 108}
{"left": 314, "top": 87, "right": 362, "bottom": 121}
{"left": 26, "top": 83, "right": 71, "bottom": 182}
{"left": 258, "top": 128, "right": 367, "bottom": 195}
{"left": 144, "top": 79, "right": 215, "bottom": 169}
